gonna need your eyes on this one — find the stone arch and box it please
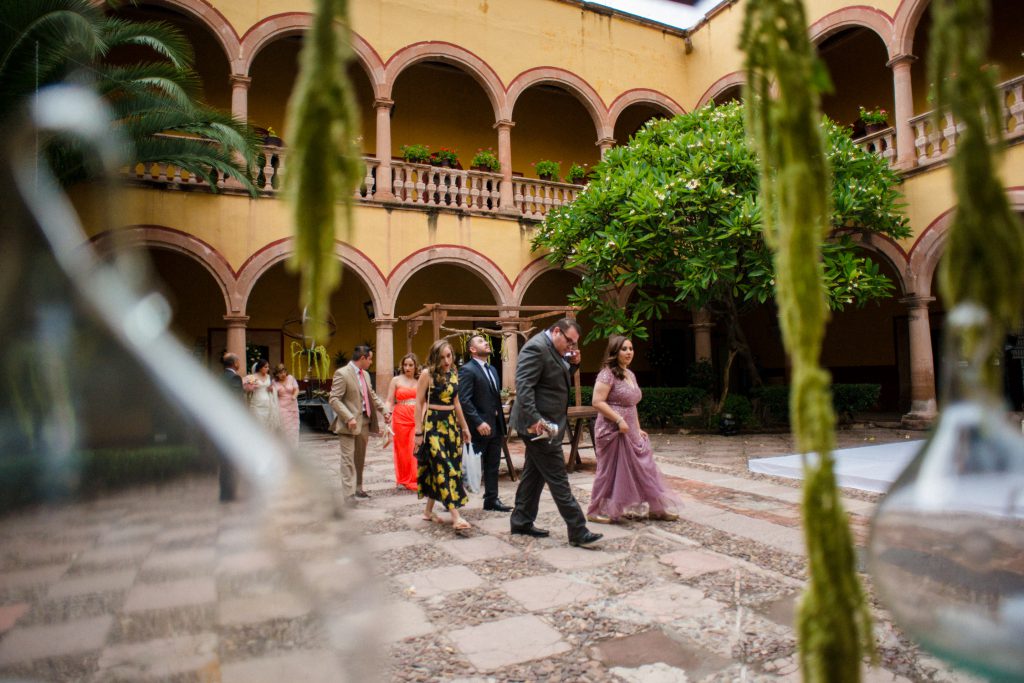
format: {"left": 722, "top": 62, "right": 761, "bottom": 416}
{"left": 893, "top": 0, "right": 932, "bottom": 57}
{"left": 607, "top": 89, "right": 684, "bottom": 128}
{"left": 387, "top": 246, "right": 513, "bottom": 312}
{"left": 240, "top": 18, "right": 385, "bottom": 95}
{"left": 89, "top": 226, "right": 235, "bottom": 313}
{"left": 847, "top": 232, "right": 911, "bottom": 296}
{"left": 506, "top": 68, "right": 610, "bottom": 139}
{"left": 512, "top": 257, "right": 587, "bottom": 306}
{"left": 908, "top": 188, "right": 1024, "bottom": 297}
{"left": 236, "top": 238, "right": 388, "bottom": 318}
{"left": 808, "top": 6, "right": 896, "bottom": 58}
{"left": 383, "top": 42, "right": 505, "bottom": 122}
{"left": 695, "top": 71, "right": 745, "bottom": 110}
{"left": 132, "top": 0, "right": 240, "bottom": 69}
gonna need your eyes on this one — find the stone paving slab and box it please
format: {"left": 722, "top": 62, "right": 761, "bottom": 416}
{"left": 378, "top": 601, "right": 434, "bottom": 643}
{"left": 95, "top": 632, "right": 218, "bottom": 680}
{"left": 220, "top": 649, "right": 344, "bottom": 683}
{"left": 658, "top": 549, "right": 736, "bottom": 579}
{"left": 364, "top": 530, "right": 429, "bottom": 553}
{"left": 217, "top": 592, "right": 310, "bottom": 626}
{"left": 122, "top": 577, "right": 216, "bottom": 613}
{"left": 47, "top": 569, "right": 137, "bottom": 599}
{"left": 0, "top": 564, "right": 68, "bottom": 592}
{"left": 449, "top": 614, "right": 570, "bottom": 671}
{"left": 436, "top": 536, "right": 518, "bottom": 563}
{"left": 395, "top": 565, "right": 483, "bottom": 599}
{"left": 608, "top": 583, "right": 725, "bottom": 624}
{"left": 0, "top": 614, "right": 113, "bottom": 664}
{"left": 535, "top": 546, "right": 625, "bottom": 571}
{"left": 502, "top": 573, "right": 600, "bottom": 612}
{"left": 216, "top": 550, "right": 276, "bottom": 576}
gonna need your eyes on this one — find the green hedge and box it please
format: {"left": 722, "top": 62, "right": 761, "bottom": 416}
{"left": 0, "top": 445, "right": 213, "bottom": 514}
{"left": 577, "top": 385, "right": 707, "bottom": 428}
{"left": 752, "top": 383, "right": 882, "bottom": 424}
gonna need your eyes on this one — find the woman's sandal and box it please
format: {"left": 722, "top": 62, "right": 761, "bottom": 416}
{"left": 421, "top": 513, "right": 443, "bottom": 524}
{"left": 452, "top": 519, "right": 472, "bottom": 532}
{"left": 649, "top": 511, "right": 679, "bottom": 522}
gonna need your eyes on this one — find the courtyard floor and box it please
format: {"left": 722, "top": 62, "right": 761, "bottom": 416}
{"left": 0, "top": 426, "right": 984, "bottom": 682}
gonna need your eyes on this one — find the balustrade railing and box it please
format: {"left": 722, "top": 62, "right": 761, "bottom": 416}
{"left": 852, "top": 127, "right": 896, "bottom": 164}
{"left": 513, "top": 178, "right": 581, "bottom": 220}
{"left": 389, "top": 162, "right": 501, "bottom": 211}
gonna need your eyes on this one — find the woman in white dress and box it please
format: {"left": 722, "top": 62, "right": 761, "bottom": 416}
{"left": 244, "top": 359, "right": 281, "bottom": 431}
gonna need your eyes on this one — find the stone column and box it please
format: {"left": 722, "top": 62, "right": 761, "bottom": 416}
{"left": 500, "top": 321, "right": 520, "bottom": 390}
{"left": 900, "top": 295, "right": 937, "bottom": 428}
{"left": 229, "top": 75, "right": 251, "bottom": 123}
{"left": 374, "top": 98, "right": 395, "bottom": 200}
{"left": 691, "top": 308, "right": 714, "bottom": 362}
{"left": 224, "top": 314, "right": 249, "bottom": 369}
{"left": 374, "top": 317, "right": 396, "bottom": 395}
{"left": 888, "top": 54, "right": 918, "bottom": 171}
{"left": 495, "top": 119, "right": 516, "bottom": 214}
{"left": 596, "top": 136, "right": 616, "bottom": 158}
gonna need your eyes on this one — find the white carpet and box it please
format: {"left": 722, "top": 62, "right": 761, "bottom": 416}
{"left": 748, "top": 440, "right": 924, "bottom": 493}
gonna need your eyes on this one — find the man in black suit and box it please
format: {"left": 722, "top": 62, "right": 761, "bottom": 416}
{"left": 458, "top": 333, "right": 511, "bottom": 512}
{"left": 508, "top": 319, "right": 602, "bottom": 547}
{"left": 219, "top": 352, "right": 242, "bottom": 502}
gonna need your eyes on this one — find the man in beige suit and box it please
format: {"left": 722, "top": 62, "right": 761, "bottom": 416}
{"left": 329, "top": 345, "right": 389, "bottom": 500}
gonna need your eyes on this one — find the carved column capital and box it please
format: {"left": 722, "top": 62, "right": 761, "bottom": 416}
{"left": 228, "top": 74, "right": 252, "bottom": 88}
{"left": 898, "top": 295, "right": 935, "bottom": 310}
{"left": 493, "top": 119, "right": 516, "bottom": 131}
{"left": 373, "top": 97, "right": 394, "bottom": 110}
{"left": 886, "top": 53, "right": 918, "bottom": 69}
{"left": 373, "top": 317, "right": 397, "bottom": 329}
{"left": 223, "top": 314, "right": 250, "bottom": 328}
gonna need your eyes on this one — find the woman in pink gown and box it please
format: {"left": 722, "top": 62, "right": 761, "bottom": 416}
{"left": 587, "top": 335, "right": 682, "bottom": 524}
{"left": 385, "top": 353, "right": 420, "bottom": 490}
{"left": 272, "top": 364, "right": 300, "bottom": 447}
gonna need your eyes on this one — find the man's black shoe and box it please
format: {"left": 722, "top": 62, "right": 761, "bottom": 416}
{"left": 510, "top": 525, "right": 550, "bottom": 537}
{"left": 569, "top": 531, "right": 604, "bottom": 548}
{"left": 484, "top": 500, "right": 512, "bottom": 512}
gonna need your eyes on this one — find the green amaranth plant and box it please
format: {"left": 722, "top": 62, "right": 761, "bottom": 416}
{"left": 742, "top": 0, "right": 873, "bottom": 681}
{"left": 285, "top": 0, "right": 363, "bottom": 342}
{"left": 532, "top": 159, "right": 561, "bottom": 180}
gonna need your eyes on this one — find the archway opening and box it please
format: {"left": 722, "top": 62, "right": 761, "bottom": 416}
{"left": 244, "top": 261, "right": 374, "bottom": 380}
{"left": 391, "top": 61, "right": 496, "bottom": 169}
{"left": 109, "top": 4, "right": 231, "bottom": 112}
{"left": 817, "top": 26, "right": 892, "bottom": 138}
{"left": 623, "top": 288, "right": 697, "bottom": 389}
{"left": 511, "top": 84, "right": 599, "bottom": 180}
{"left": 518, "top": 270, "right": 602, "bottom": 383}
{"left": 712, "top": 85, "right": 743, "bottom": 106}
{"left": 249, "top": 36, "right": 376, "bottom": 152}
{"left": 613, "top": 103, "right": 670, "bottom": 147}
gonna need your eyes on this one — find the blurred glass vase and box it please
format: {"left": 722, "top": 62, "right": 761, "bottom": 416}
{"left": 868, "top": 303, "right": 1024, "bottom": 681}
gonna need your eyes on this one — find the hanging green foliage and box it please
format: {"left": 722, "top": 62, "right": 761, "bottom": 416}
{"left": 741, "top": 1, "right": 872, "bottom": 681}
{"left": 285, "top": 0, "right": 363, "bottom": 341}
{"left": 929, "top": 0, "right": 1024, "bottom": 382}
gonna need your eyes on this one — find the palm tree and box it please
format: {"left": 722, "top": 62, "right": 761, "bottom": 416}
{"left": 0, "top": 0, "right": 259, "bottom": 194}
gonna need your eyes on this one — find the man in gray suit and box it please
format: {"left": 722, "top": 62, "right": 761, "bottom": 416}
{"left": 509, "top": 318, "right": 603, "bottom": 547}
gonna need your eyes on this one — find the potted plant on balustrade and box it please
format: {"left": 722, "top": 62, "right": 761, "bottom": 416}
{"left": 532, "top": 159, "right": 561, "bottom": 182}
{"left": 429, "top": 147, "right": 460, "bottom": 168}
{"left": 470, "top": 148, "right": 501, "bottom": 173}
{"left": 400, "top": 143, "right": 431, "bottom": 164}
{"left": 567, "top": 163, "right": 588, "bottom": 185}
{"left": 858, "top": 106, "right": 890, "bottom": 134}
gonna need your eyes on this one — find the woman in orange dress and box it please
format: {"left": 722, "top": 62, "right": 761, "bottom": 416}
{"left": 385, "top": 353, "right": 420, "bottom": 490}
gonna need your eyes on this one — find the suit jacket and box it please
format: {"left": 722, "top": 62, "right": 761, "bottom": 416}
{"left": 509, "top": 332, "right": 575, "bottom": 438}
{"left": 329, "top": 362, "right": 387, "bottom": 436}
{"left": 458, "top": 358, "right": 506, "bottom": 442}
{"left": 223, "top": 368, "right": 243, "bottom": 394}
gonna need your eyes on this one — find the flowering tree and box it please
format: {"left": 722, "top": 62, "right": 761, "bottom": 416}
{"left": 532, "top": 102, "right": 910, "bottom": 393}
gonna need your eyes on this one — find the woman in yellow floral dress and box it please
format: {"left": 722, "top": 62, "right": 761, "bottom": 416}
{"left": 414, "top": 339, "right": 473, "bottom": 531}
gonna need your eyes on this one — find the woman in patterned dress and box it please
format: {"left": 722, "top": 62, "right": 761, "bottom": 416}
{"left": 414, "top": 339, "right": 473, "bottom": 531}
{"left": 587, "top": 335, "right": 681, "bottom": 524}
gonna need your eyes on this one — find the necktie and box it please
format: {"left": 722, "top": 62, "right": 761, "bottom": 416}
{"left": 357, "top": 369, "right": 371, "bottom": 416}
{"left": 486, "top": 364, "right": 498, "bottom": 392}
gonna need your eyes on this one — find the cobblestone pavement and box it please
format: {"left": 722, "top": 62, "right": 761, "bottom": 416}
{"left": 0, "top": 427, "right": 984, "bottom": 682}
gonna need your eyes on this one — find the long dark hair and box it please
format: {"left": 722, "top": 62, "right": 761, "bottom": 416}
{"left": 399, "top": 352, "right": 420, "bottom": 377}
{"left": 602, "top": 334, "right": 630, "bottom": 380}
{"left": 426, "top": 340, "right": 454, "bottom": 386}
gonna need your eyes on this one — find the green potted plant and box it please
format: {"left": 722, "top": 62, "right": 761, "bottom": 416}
{"left": 400, "top": 143, "right": 431, "bottom": 164}
{"left": 567, "top": 163, "right": 588, "bottom": 185}
{"left": 858, "top": 106, "right": 889, "bottom": 133}
{"left": 532, "top": 159, "right": 561, "bottom": 182}
{"left": 470, "top": 148, "right": 500, "bottom": 172}
{"left": 429, "top": 147, "right": 459, "bottom": 167}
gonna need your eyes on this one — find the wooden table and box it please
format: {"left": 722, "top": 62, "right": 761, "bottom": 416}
{"left": 564, "top": 406, "right": 597, "bottom": 472}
